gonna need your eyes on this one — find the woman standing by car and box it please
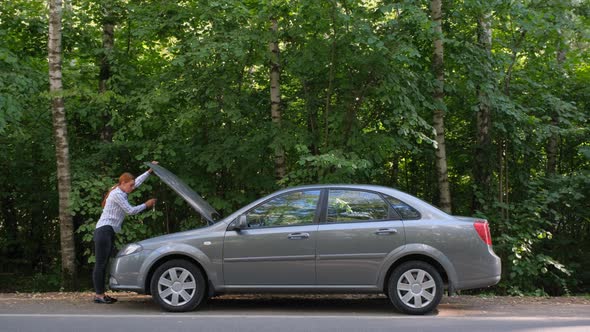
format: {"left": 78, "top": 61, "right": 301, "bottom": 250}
{"left": 93, "top": 162, "right": 158, "bottom": 304}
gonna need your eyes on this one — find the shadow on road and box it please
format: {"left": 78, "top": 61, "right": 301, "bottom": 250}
{"left": 115, "top": 294, "right": 434, "bottom": 316}
{"left": 205, "top": 296, "right": 401, "bottom": 314}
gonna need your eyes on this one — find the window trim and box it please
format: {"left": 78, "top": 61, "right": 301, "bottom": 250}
{"left": 242, "top": 189, "right": 324, "bottom": 229}
{"left": 383, "top": 194, "right": 422, "bottom": 220}
{"left": 320, "top": 188, "right": 401, "bottom": 225}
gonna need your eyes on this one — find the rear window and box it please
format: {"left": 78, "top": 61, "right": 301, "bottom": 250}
{"left": 385, "top": 196, "right": 421, "bottom": 220}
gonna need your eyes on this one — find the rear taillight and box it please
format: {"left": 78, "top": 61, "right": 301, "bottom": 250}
{"left": 474, "top": 220, "right": 492, "bottom": 245}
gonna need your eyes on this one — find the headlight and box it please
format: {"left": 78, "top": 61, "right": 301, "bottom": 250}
{"left": 117, "top": 243, "right": 143, "bottom": 257}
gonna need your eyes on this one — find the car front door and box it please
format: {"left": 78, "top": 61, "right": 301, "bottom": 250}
{"left": 316, "top": 189, "right": 406, "bottom": 286}
{"left": 223, "top": 190, "right": 321, "bottom": 286}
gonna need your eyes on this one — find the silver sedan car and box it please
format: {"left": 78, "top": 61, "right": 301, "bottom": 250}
{"left": 109, "top": 164, "right": 501, "bottom": 315}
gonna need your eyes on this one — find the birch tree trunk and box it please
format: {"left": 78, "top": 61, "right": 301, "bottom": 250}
{"left": 431, "top": 0, "right": 451, "bottom": 213}
{"left": 547, "top": 40, "right": 565, "bottom": 175}
{"left": 473, "top": 12, "right": 493, "bottom": 212}
{"left": 269, "top": 18, "right": 285, "bottom": 180}
{"left": 324, "top": 3, "right": 337, "bottom": 148}
{"left": 49, "top": 0, "right": 77, "bottom": 289}
{"left": 546, "top": 114, "right": 559, "bottom": 175}
{"left": 99, "top": 2, "right": 115, "bottom": 143}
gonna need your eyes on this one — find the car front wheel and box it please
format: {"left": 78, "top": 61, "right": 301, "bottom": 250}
{"left": 387, "top": 261, "right": 443, "bottom": 315}
{"left": 150, "top": 259, "right": 206, "bottom": 312}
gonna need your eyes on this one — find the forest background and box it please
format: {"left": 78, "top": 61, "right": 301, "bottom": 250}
{"left": 0, "top": 0, "right": 588, "bottom": 296}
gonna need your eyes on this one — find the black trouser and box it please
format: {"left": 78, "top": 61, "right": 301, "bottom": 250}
{"left": 93, "top": 225, "right": 115, "bottom": 295}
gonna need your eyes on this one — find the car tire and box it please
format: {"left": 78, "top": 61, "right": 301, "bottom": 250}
{"left": 150, "top": 259, "right": 206, "bottom": 312}
{"left": 387, "top": 261, "right": 443, "bottom": 315}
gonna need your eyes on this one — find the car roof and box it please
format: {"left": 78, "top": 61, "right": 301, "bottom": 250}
{"left": 271, "top": 184, "right": 399, "bottom": 194}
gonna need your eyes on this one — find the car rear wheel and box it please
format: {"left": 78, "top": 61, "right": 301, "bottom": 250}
{"left": 150, "top": 259, "right": 206, "bottom": 312}
{"left": 387, "top": 261, "right": 443, "bottom": 315}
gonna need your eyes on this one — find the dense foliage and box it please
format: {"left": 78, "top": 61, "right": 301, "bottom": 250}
{"left": 0, "top": 0, "right": 588, "bottom": 295}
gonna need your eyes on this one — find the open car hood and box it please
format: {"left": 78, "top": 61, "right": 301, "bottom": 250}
{"left": 146, "top": 163, "right": 220, "bottom": 224}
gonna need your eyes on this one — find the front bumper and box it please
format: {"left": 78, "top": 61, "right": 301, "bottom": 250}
{"left": 108, "top": 249, "right": 152, "bottom": 293}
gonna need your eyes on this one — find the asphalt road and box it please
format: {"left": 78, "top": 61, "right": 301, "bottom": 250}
{"left": 1, "top": 294, "right": 589, "bottom": 332}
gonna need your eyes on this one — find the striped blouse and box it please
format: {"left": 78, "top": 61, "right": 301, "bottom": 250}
{"left": 95, "top": 171, "right": 151, "bottom": 233}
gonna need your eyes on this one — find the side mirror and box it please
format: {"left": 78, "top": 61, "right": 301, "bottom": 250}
{"left": 229, "top": 215, "right": 248, "bottom": 232}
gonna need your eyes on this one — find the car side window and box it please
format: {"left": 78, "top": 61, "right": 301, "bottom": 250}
{"left": 385, "top": 196, "right": 421, "bottom": 220}
{"left": 246, "top": 190, "right": 321, "bottom": 228}
{"left": 327, "top": 190, "right": 390, "bottom": 223}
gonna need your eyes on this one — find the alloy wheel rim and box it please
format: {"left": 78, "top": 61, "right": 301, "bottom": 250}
{"left": 396, "top": 268, "right": 436, "bottom": 309}
{"left": 158, "top": 267, "right": 197, "bottom": 306}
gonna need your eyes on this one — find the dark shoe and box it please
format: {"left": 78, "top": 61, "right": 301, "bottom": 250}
{"left": 94, "top": 296, "right": 113, "bottom": 304}
{"left": 104, "top": 295, "right": 118, "bottom": 303}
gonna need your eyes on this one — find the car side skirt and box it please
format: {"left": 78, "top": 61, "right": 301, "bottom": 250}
{"left": 217, "top": 285, "right": 383, "bottom": 293}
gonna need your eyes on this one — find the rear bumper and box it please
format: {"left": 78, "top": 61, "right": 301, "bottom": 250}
{"left": 455, "top": 274, "right": 501, "bottom": 290}
{"left": 455, "top": 249, "right": 501, "bottom": 290}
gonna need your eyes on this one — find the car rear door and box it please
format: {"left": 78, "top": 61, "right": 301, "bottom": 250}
{"left": 316, "top": 189, "right": 406, "bottom": 286}
{"left": 223, "top": 189, "right": 322, "bottom": 285}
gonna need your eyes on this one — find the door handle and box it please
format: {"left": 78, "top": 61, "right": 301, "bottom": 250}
{"left": 288, "top": 232, "right": 310, "bottom": 240}
{"left": 374, "top": 228, "right": 398, "bottom": 235}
